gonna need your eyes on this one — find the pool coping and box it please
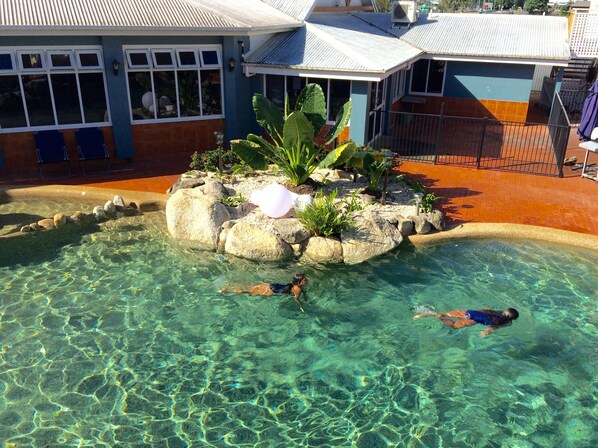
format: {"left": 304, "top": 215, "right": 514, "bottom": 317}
{"left": 3, "top": 184, "right": 598, "bottom": 252}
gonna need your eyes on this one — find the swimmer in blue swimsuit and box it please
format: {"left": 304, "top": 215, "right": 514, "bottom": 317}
{"left": 219, "top": 273, "right": 308, "bottom": 312}
{"left": 413, "top": 308, "right": 519, "bottom": 337}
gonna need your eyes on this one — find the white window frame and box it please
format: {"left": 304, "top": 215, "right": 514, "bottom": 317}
{"left": 199, "top": 48, "right": 221, "bottom": 68}
{"left": 0, "top": 46, "right": 111, "bottom": 133}
{"left": 126, "top": 49, "right": 152, "bottom": 69}
{"left": 75, "top": 50, "right": 103, "bottom": 69}
{"left": 17, "top": 51, "right": 45, "bottom": 72}
{"left": 408, "top": 58, "right": 446, "bottom": 97}
{"left": 48, "top": 50, "right": 74, "bottom": 70}
{"left": 151, "top": 49, "right": 176, "bottom": 68}
{"left": 123, "top": 44, "right": 225, "bottom": 124}
{"left": 0, "top": 51, "right": 16, "bottom": 73}
{"left": 176, "top": 49, "right": 200, "bottom": 68}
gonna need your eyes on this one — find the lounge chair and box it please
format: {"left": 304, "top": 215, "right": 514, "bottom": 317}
{"left": 579, "top": 127, "right": 598, "bottom": 181}
{"left": 34, "top": 130, "right": 71, "bottom": 179}
{"left": 75, "top": 127, "right": 111, "bottom": 176}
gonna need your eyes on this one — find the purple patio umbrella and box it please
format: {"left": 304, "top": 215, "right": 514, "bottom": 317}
{"left": 577, "top": 79, "right": 598, "bottom": 141}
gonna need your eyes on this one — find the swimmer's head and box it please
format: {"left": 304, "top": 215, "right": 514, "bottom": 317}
{"left": 502, "top": 308, "right": 519, "bottom": 320}
{"left": 292, "top": 273, "right": 307, "bottom": 285}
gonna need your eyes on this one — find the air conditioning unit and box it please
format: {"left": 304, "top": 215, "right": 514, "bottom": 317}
{"left": 392, "top": 1, "right": 417, "bottom": 25}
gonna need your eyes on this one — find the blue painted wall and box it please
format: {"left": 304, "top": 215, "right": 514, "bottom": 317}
{"left": 349, "top": 81, "right": 369, "bottom": 146}
{"left": 444, "top": 62, "right": 534, "bottom": 102}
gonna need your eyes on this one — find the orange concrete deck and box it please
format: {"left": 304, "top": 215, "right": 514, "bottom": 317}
{"left": 2, "top": 133, "right": 597, "bottom": 237}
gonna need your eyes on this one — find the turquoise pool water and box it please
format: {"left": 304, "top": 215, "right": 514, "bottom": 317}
{"left": 0, "top": 206, "right": 596, "bottom": 447}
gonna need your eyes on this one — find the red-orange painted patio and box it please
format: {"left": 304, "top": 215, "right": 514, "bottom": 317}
{"left": 2, "top": 131, "right": 597, "bottom": 237}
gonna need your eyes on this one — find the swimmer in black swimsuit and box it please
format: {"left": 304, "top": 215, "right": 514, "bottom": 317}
{"left": 219, "top": 273, "right": 308, "bottom": 312}
{"left": 413, "top": 308, "right": 519, "bottom": 337}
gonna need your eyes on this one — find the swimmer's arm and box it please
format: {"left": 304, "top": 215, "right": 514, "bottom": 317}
{"left": 480, "top": 326, "right": 497, "bottom": 337}
{"left": 292, "top": 286, "right": 305, "bottom": 313}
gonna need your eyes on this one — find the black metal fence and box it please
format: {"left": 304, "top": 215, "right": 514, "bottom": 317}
{"left": 370, "top": 98, "right": 571, "bottom": 177}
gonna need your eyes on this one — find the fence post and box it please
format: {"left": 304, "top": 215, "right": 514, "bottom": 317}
{"left": 476, "top": 117, "right": 487, "bottom": 169}
{"left": 434, "top": 102, "right": 445, "bottom": 164}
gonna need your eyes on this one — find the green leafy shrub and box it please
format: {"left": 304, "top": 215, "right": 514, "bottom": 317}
{"left": 296, "top": 189, "right": 355, "bottom": 237}
{"left": 189, "top": 148, "right": 241, "bottom": 172}
{"left": 231, "top": 83, "right": 357, "bottom": 186}
{"left": 220, "top": 193, "right": 245, "bottom": 207}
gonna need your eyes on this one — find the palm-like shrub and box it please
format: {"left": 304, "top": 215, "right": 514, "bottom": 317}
{"left": 231, "top": 83, "right": 356, "bottom": 186}
{"left": 296, "top": 189, "right": 355, "bottom": 237}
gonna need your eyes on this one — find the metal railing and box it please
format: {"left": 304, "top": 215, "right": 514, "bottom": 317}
{"left": 371, "top": 102, "right": 570, "bottom": 177}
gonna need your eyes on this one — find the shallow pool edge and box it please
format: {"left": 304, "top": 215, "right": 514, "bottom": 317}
{"left": 408, "top": 223, "right": 598, "bottom": 252}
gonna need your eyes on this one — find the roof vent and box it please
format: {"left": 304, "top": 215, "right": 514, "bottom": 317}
{"left": 391, "top": 1, "right": 418, "bottom": 25}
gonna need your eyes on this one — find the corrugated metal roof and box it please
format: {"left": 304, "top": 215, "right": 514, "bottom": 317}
{"left": 260, "top": 0, "right": 315, "bottom": 21}
{"left": 358, "top": 12, "right": 571, "bottom": 61}
{"left": 0, "top": 0, "right": 302, "bottom": 32}
{"left": 245, "top": 14, "right": 422, "bottom": 74}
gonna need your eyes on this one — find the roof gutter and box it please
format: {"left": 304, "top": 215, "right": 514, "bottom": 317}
{"left": 0, "top": 23, "right": 303, "bottom": 37}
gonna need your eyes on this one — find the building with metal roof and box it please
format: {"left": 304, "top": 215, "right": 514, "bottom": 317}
{"left": 0, "top": 0, "right": 574, "bottom": 179}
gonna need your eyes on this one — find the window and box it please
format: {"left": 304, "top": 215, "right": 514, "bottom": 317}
{"left": 410, "top": 59, "right": 445, "bottom": 95}
{"left": 19, "top": 52, "right": 44, "bottom": 71}
{"left": 76, "top": 50, "right": 102, "bottom": 69}
{"left": 392, "top": 70, "right": 407, "bottom": 101}
{"left": 0, "top": 52, "right": 15, "bottom": 72}
{"left": 264, "top": 75, "right": 351, "bottom": 123}
{"left": 125, "top": 45, "right": 224, "bottom": 122}
{"left": 49, "top": 51, "right": 74, "bottom": 69}
{"left": 0, "top": 47, "right": 109, "bottom": 130}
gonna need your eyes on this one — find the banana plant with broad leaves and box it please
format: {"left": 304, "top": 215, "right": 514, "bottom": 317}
{"left": 231, "top": 83, "right": 356, "bottom": 186}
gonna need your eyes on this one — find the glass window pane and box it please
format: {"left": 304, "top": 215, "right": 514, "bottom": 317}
{"left": 369, "top": 81, "right": 377, "bottom": 110}
{"left": 427, "top": 60, "right": 445, "bottom": 94}
{"left": 411, "top": 60, "right": 428, "bottom": 93}
{"left": 201, "top": 50, "right": 219, "bottom": 66}
{"left": 376, "top": 79, "right": 385, "bottom": 105}
{"left": 153, "top": 71, "right": 177, "bottom": 119}
{"left": 51, "top": 73, "right": 82, "bottom": 124}
{"left": 201, "top": 69, "right": 222, "bottom": 116}
{"left": 50, "top": 53, "right": 72, "bottom": 68}
{"left": 0, "top": 75, "right": 27, "bottom": 128}
{"left": 154, "top": 51, "right": 173, "bottom": 67}
{"left": 178, "top": 51, "right": 197, "bottom": 67}
{"left": 22, "top": 74, "right": 54, "bottom": 126}
{"left": 0, "top": 54, "right": 14, "bottom": 71}
{"left": 329, "top": 79, "right": 350, "bottom": 121}
{"left": 286, "top": 76, "right": 305, "bottom": 110}
{"left": 177, "top": 70, "right": 200, "bottom": 117}
{"left": 128, "top": 72, "right": 154, "bottom": 120}
{"left": 20, "top": 53, "right": 44, "bottom": 70}
{"left": 265, "top": 74, "right": 285, "bottom": 110}
{"left": 79, "top": 72, "right": 108, "bottom": 123}
{"left": 128, "top": 52, "right": 149, "bottom": 68}
{"left": 78, "top": 52, "right": 100, "bottom": 68}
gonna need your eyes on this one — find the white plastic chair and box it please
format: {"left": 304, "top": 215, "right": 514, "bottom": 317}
{"left": 579, "top": 127, "right": 598, "bottom": 181}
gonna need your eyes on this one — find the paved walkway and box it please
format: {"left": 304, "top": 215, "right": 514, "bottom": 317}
{"left": 2, "top": 133, "right": 598, "bottom": 236}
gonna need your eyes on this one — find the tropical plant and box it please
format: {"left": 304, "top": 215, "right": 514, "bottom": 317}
{"left": 295, "top": 189, "right": 355, "bottom": 237}
{"left": 346, "top": 147, "right": 395, "bottom": 195}
{"left": 231, "top": 83, "right": 357, "bottom": 186}
{"left": 420, "top": 192, "right": 442, "bottom": 213}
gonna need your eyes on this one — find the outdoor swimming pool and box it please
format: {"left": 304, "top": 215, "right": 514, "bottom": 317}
{"left": 0, "top": 204, "right": 596, "bottom": 447}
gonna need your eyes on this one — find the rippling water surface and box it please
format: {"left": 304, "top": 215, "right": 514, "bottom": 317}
{"left": 0, "top": 201, "right": 596, "bottom": 447}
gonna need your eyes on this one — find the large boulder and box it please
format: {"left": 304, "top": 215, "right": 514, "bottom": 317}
{"left": 166, "top": 189, "right": 230, "bottom": 248}
{"left": 272, "top": 218, "right": 311, "bottom": 244}
{"left": 302, "top": 236, "right": 343, "bottom": 263}
{"left": 341, "top": 211, "right": 403, "bottom": 264}
{"left": 224, "top": 221, "right": 292, "bottom": 261}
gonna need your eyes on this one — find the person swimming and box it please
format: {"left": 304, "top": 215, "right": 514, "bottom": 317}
{"left": 219, "top": 273, "right": 308, "bottom": 312}
{"left": 413, "top": 308, "right": 519, "bottom": 337}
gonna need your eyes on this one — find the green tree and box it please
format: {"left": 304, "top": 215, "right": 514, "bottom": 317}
{"left": 438, "top": 0, "right": 468, "bottom": 12}
{"left": 374, "top": 0, "right": 393, "bottom": 12}
{"left": 524, "top": 0, "right": 549, "bottom": 13}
